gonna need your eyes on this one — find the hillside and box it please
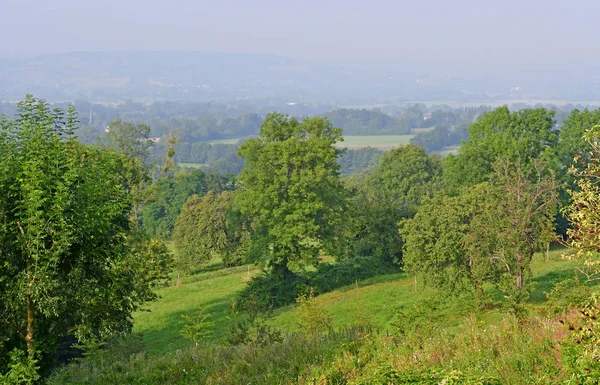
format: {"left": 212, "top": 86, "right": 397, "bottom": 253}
{"left": 48, "top": 247, "right": 595, "bottom": 384}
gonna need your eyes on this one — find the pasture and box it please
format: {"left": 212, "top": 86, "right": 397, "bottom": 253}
{"left": 133, "top": 245, "right": 574, "bottom": 356}
{"left": 335, "top": 135, "right": 414, "bottom": 150}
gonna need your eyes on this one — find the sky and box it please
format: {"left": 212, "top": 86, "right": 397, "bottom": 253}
{"left": 1, "top": 0, "right": 599, "bottom": 74}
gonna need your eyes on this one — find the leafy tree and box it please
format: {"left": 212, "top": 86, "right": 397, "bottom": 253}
{"left": 564, "top": 125, "right": 600, "bottom": 281}
{"left": 337, "top": 147, "right": 383, "bottom": 175}
{"left": 140, "top": 169, "right": 209, "bottom": 238}
{"left": 236, "top": 113, "right": 346, "bottom": 274}
{"left": 101, "top": 119, "right": 153, "bottom": 163}
{"left": 181, "top": 307, "right": 212, "bottom": 348}
{"left": 342, "top": 183, "right": 408, "bottom": 264}
{"left": 338, "top": 145, "right": 441, "bottom": 265}
{"left": 557, "top": 109, "right": 600, "bottom": 205}
{"left": 173, "top": 191, "right": 248, "bottom": 273}
{"left": 474, "top": 160, "right": 557, "bottom": 307}
{"left": 0, "top": 96, "right": 169, "bottom": 378}
{"left": 368, "top": 144, "right": 442, "bottom": 210}
{"left": 443, "top": 107, "right": 558, "bottom": 193}
{"left": 401, "top": 184, "right": 495, "bottom": 302}
{"left": 402, "top": 160, "right": 557, "bottom": 311}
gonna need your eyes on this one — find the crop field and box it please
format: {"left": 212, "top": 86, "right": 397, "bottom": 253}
{"left": 335, "top": 135, "right": 414, "bottom": 150}
{"left": 178, "top": 162, "right": 205, "bottom": 169}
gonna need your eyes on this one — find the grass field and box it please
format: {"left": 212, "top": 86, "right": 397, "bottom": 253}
{"left": 133, "top": 246, "right": 575, "bottom": 356}
{"left": 435, "top": 144, "right": 461, "bottom": 157}
{"left": 132, "top": 261, "right": 261, "bottom": 355}
{"left": 336, "top": 135, "right": 414, "bottom": 150}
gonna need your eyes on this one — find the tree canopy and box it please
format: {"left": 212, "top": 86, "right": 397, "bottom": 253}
{"left": 236, "top": 113, "right": 346, "bottom": 273}
{"left": 0, "top": 96, "right": 170, "bottom": 378}
{"left": 443, "top": 107, "right": 558, "bottom": 192}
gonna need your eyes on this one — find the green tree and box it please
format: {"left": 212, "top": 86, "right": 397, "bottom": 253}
{"left": 401, "top": 184, "right": 494, "bottom": 302}
{"left": 173, "top": 191, "right": 248, "bottom": 273}
{"left": 474, "top": 160, "right": 557, "bottom": 306}
{"left": 368, "top": 144, "right": 441, "bottom": 210}
{"left": 402, "top": 160, "right": 557, "bottom": 311}
{"left": 443, "top": 106, "right": 558, "bottom": 193}
{"left": 140, "top": 169, "right": 209, "bottom": 238}
{"left": 344, "top": 145, "right": 440, "bottom": 264}
{"left": 236, "top": 113, "right": 346, "bottom": 274}
{"left": 564, "top": 125, "right": 600, "bottom": 281}
{"left": 0, "top": 96, "right": 168, "bottom": 378}
{"left": 102, "top": 119, "right": 153, "bottom": 163}
{"left": 556, "top": 109, "right": 600, "bottom": 206}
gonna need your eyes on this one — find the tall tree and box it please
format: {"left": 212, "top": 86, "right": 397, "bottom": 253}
{"left": 236, "top": 113, "right": 346, "bottom": 274}
{"left": 475, "top": 160, "right": 557, "bottom": 302}
{"left": 402, "top": 160, "right": 557, "bottom": 311}
{"left": 0, "top": 96, "right": 169, "bottom": 379}
{"left": 564, "top": 124, "right": 600, "bottom": 281}
{"left": 102, "top": 119, "right": 153, "bottom": 163}
{"left": 368, "top": 144, "right": 441, "bottom": 210}
{"left": 401, "top": 184, "right": 495, "bottom": 301}
{"left": 443, "top": 106, "right": 558, "bottom": 193}
{"left": 173, "top": 191, "right": 248, "bottom": 273}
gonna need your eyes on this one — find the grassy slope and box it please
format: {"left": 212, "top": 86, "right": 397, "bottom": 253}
{"left": 133, "top": 247, "right": 574, "bottom": 356}
{"left": 132, "top": 263, "right": 260, "bottom": 355}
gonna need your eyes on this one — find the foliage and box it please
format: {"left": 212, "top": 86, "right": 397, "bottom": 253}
{"left": 237, "top": 269, "right": 310, "bottom": 312}
{"left": 410, "top": 122, "right": 469, "bottom": 153}
{"left": 141, "top": 169, "right": 216, "bottom": 238}
{"left": 564, "top": 125, "right": 600, "bottom": 282}
{"left": 181, "top": 307, "right": 213, "bottom": 347}
{"left": 401, "top": 185, "right": 494, "bottom": 302}
{"left": 325, "top": 108, "right": 412, "bottom": 135}
{"left": 101, "top": 119, "right": 154, "bottom": 163}
{"left": 296, "top": 289, "right": 332, "bottom": 336}
{"left": 560, "top": 294, "right": 600, "bottom": 384}
{"left": 0, "top": 95, "right": 168, "bottom": 378}
{"left": 337, "top": 147, "right": 383, "bottom": 175}
{"left": 226, "top": 309, "right": 284, "bottom": 347}
{"left": 173, "top": 191, "right": 248, "bottom": 272}
{"left": 443, "top": 106, "right": 558, "bottom": 192}
{"left": 236, "top": 113, "right": 347, "bottom": 272}
{"left": 471, "top": 160, "right": 558, "bottom": 312}
{"left": 368, "top": 144, "right": 442, "bottom": 209}
{"left": 0, "top": 349, "right": 39, "bottom": 385}
{"left": 402, "top": 160, "right": 558, "bottom": 311}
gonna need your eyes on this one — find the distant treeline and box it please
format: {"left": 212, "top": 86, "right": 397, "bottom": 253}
{"left": 151, "top": 140, "right": 383, "bottom": 177}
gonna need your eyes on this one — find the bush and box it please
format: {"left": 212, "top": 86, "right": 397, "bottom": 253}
{"left": 237, "top": 270, "right": 310, "bottom": 312}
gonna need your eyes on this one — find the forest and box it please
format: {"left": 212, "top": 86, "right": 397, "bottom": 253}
{"left": 3, "top": 95, "right": 600, "bottom": 384}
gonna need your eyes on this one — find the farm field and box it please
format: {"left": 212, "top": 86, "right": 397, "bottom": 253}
{"left": 335, "top": 135, "right": 414, "bottom": 150}
{"left": 178, "top": 162, "right": 205, "bottom": 169}
{"left": 204, "top": 138, "right": 247, "bottom": 144}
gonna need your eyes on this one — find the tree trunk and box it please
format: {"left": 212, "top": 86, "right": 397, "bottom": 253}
{"left": 516, "top": 252, "right": 523, "bottom": 292}
{"left": 546, "top": 242, "right": 550, "bottom": 261}
{"left": 413, "top": 274, "right": 417, "bottom": 293}
{"left": 176, "top": 271, "right": 181, "bottom": 287}
{"left": 25, "top": 295, "right": 35, "bottom": 359}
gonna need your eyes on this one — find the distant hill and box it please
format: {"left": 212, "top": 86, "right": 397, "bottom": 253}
{"left": 1, "top": 51, "right": 599, "bottom": 103}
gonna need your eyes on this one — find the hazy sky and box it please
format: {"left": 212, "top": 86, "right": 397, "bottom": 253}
{"left": 1, "top": 0, "right": 599, "bottom": 73}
